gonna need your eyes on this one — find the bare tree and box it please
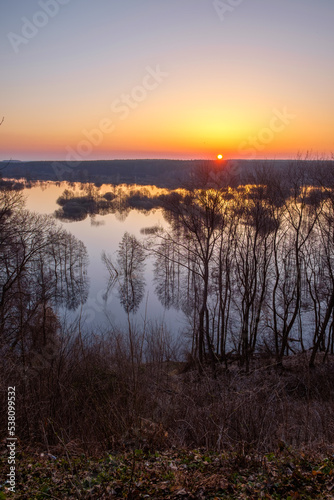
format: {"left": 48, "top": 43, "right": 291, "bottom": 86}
{"left": 103, "top": 232, "right": 146, "bottom": 314}
{"left": 265, "top": 166, "right": 321, "bottom": 365}
{"left": 308, "top": 186, "right": 334, "bottom": 366}
{"left": 232, "top": 187, "right": 274, "bottom": 371}
{"left": 151, "top": 186, "right": 230, "bottom": 368}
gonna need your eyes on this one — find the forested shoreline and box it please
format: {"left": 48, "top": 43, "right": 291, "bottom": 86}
{"left": 2, "top": 158, "right": 334, "bottom": 189}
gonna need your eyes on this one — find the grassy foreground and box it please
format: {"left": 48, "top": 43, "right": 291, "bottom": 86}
{"left": 1, "top": 447, "right": 334, "bottom": 499}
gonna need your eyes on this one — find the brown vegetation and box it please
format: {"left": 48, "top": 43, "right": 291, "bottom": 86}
{"left": 2, "top": 326, "right": 334, "bottom": 455}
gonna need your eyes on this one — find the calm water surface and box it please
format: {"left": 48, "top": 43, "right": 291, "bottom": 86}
{"left": 24, "top": 182, "right": 186, "bottom": 335}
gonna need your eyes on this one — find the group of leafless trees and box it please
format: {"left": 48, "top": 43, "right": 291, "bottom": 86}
{"left": 97, "top": 161, "right": 334, "bottom": 372}
{"left": 0, "top": 187, "right": 89, "bottom": 372}
{"left": 148, "top": 163, "right": 334, "bottom": 371}
{"left": 54, "top": 183, "right": 157, "bottom": 223}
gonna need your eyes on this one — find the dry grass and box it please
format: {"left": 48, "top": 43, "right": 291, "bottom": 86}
{"left": 1, "top": 328, "right": 334, "bottom": 456}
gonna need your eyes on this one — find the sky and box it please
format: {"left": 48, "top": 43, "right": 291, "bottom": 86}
{"left": 0, "top": 0, "right": 333, "bottom": 161}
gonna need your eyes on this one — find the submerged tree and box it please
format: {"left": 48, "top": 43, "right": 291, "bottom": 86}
{"left": 102, "top": 233, "right": 146, "bottom": 314}
{"left": 152, "top": 188, "right": 230, "bottom": 366}
{"left": 231, "top": 187, "right": 275, "bottom": 371}
{"left": 307, "top": 187, "right": 334, "bottom": 366}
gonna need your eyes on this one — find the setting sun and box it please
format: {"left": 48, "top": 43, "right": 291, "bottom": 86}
{"left": 217, "top": 154, "right": 223, "bottom": 160}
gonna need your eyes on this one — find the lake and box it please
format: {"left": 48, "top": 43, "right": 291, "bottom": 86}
{"left": 23, "top": 181, "right": 187, "bottom": 336}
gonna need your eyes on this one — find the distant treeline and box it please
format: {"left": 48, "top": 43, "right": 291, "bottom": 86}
{"left": 2, "top": 159, "right": 201, "bottom": 187}
{"left": 2, "top": 158, "right": 334, "bottom": 188}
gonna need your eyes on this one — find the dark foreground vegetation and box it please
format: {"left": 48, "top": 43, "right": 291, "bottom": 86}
{"left": 2, "top": 446, "right": 334, "bottom": 498}
{"left": 2, "top": 158, "right": 334, "bottom": 497}
{"left": 2, "top": 328, "right": 334, "bottom": 498}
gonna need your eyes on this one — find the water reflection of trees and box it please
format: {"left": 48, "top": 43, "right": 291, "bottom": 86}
{"left": 102, "top": 233, "right": 146, "bottom": 314}
{"left": 55, "top": 184, "right": 118, "bottom": 222}
{"left": 149, "top": 169, "right": 334, "bottom": 370}
{"left": 54, "top": 183, "right": 176, "bottom": 222}
{"left": 154, "top": 240, "right": 182, "bottom": 310}
{"left": 0, "top": 188, "right": 89, "bottom": 358}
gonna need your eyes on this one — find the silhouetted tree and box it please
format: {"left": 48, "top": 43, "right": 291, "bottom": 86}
{"left": 103, "top": 233, "right": 146, "bottom": 314}
{"left": 0, "top": 197, "right": 89, "bottom": 361}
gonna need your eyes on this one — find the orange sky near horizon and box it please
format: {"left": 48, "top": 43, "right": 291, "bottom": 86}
{"left": 1, "top": 1, "right": 333, "bottom": 161}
